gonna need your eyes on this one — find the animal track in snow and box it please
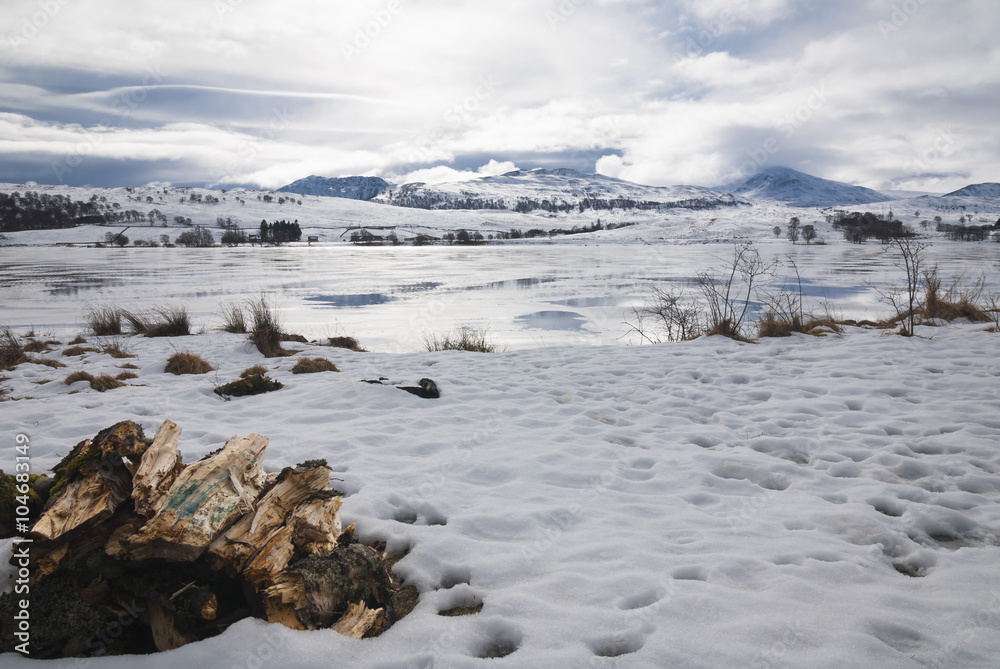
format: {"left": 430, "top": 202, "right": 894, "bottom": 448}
{"left": 588, "top": 630, "right": 646, "bottom": 658}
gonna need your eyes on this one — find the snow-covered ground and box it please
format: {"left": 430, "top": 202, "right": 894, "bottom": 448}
{"left": 1, "top": 321, "right": 999, "bottom": 668}
{"left": 2, "top": 181, "right": 999, "bottom": 666}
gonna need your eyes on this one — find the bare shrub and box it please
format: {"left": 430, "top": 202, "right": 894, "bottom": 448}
{"left": 698, "top": 242, "right": 776, "bottom": 340}
{"left": 292, "top": 357, "right": 339, "bottom": 374}
{"left": 875, "top": 238, "right": 928, "bottom": 336}
{"left": 85, "top": 305, "right": 124, "bottom": 335}
{"left": 165, "top": 352, "right": 213, "bottom": 375}
{"left": 423, "top": 326, "right": 501, "bottom": 353}
{"left": 625, "top": 286, "right": 703, "bottom": 344}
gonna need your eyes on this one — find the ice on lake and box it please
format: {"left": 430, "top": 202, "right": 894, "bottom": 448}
{"left": 1, "top": 240, "right": 997, "bottom": 351}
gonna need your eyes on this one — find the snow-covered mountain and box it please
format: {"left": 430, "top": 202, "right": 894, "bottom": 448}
{"left": 278, "top": 175, "right": 389, "bottom": 200}
{"left": 367, "top": 168, "right": 744, "bottom": 213}
{"left": 723, "top": 166, "right": 891, "bottom": 208}
{"left": 943, "top": 183, "right": 1000, "bottom": 199}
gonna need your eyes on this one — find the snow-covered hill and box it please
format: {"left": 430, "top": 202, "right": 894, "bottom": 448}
{"left": 944, "top": 183, "right": 1000, "bottom": 199}
{"left": 278, "top": 175, "right": 389, "bottom": 200}
{"left": 723, "top": 166, "right": 890, "bottom": 208}
{"left": 370, "top": 168, "right": 745, "bottom": 213}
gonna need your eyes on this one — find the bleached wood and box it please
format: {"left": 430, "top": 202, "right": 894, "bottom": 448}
{"left": 330, "top": 602, "right": 384, "bottom": 639}
{"left": 31, "top": 446, "right": 130, "bottom": 542}
{"left": 131, "top": 419, "right": 184, "bottom": 517}
{"left": 207, "top": 461, "right": 331, "bottom": 575}
{"left": 121, "top": 433, "right": 268, "bottom": 561}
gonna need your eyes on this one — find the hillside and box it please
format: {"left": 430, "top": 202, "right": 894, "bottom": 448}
{"left": 723, "top": 166, "right": 890, "bottom": 207}
{"left": 370, "top": 168, "right": 745, "bottom": 213}
{"left": 944, "top": 183, "right": 1000, "bottom": 199}
{"left": 278, "top": 175, "right": 390, "bottom": 200}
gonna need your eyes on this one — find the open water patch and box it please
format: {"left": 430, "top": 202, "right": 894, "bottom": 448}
{"left": 515, "top": 310, "right": 588, "bottom": 331}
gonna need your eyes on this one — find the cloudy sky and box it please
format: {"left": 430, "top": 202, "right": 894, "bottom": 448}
{"left": 1, "top": 0, "right": 997, "bottom": 192}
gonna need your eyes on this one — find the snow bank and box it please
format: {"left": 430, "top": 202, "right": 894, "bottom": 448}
{"left": 2, "top": 322, "right": 999, "bottom": 667}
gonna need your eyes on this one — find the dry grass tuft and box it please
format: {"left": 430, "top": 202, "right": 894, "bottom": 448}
{"left": 705, "top": 319, "right": 752, "bottom": 342}
{"left": 30, "top": 357, "right": 66, "bottom": 369}
{"left": 118, "top": 362, "right": 140, "bottom": 370}
{"left": 292, "top": 357, "right": 339, "bottom": 374}
{"left": 423, "top": 326, "right": 502, "bottom": 353}
{"left": 121, "top": 305, "right": 191, "bottom": 337}
{"left": 218, "top": 301, "right": 248, "bottom": 334}
{"left": 921, "top": 271, "right": 992, "bottom": 324}
{"left": 164, "top": 352, "right": 213, "bottom": 375}
{"left": 99, "top": 337, "right": 136, "bottom": 358}
{"left": 23, "top": 339, "right": 59, "bottom": 354}
{"left": 65, "top": 370, "right": 125, "bottom": 391}
{"left": 326, "top": 336, "right": 367, "bottom": 352}
{"left": 115, "top": 371, "right": 139, "bottom": 381}
{"left": 85, "top": 305, "right": 124, "bottom": 336}
{"left": 247, "top": 295, "right": 289, "bottom": 357}
{"left": 90, "top": 374, "right": 125, "bottom": 392}
{"left": 145, "top": 306, "right": 192, "bottom": 337}
{"left": 0, "top": 330, "right": 27, "bottom": 370}
{"left": 62, "top": 346, "right": 97, "bottom": 357}
{"left": 215, "top": 372, "right": 283, "bottom": 398}
{"left": 64, "top": 370, "right": 94, "bottom": 385}
{"left": 240, "top": 364, "right": 270, "bottom": 378}
{"left": 121, "top": 309, "right": 152, "bottom": 334}
{"left": 68, "top": 335, "right": 88, "bottom": 345}
{"left": 756, "top": 312, "right": 796, "bottom": 338}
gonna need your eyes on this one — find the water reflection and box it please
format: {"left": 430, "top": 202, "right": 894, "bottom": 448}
{"left": 549, "top": 296, "right": 620, "bottom": 307}
{"left": 515, "top": 310, "right": 588, "bottom": 331}
{"left": 307, "top": 293, "right": 394, "bottom": 308}
{"left": 465, "top": 277, "right": 558, "bottom": 291}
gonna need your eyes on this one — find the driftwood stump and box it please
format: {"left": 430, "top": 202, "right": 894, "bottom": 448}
{"left": 0, "top": 420, "right": 414, "bottom": 658}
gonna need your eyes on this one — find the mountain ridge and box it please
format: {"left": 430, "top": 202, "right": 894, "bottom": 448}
{"left": 721, "top": 166, "right": 891, "bottom": 208}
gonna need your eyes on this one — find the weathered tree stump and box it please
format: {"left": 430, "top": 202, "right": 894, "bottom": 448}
{"left": 1, "top": 419, "right": 413, "bottom": 658}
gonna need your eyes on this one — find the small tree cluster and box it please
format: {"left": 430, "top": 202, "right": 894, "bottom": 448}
{"left": 258, "top": 219, "right": 302, "bottom": 244}
{"left": 175, "top": 226, "right": 215, "bottom": 247}
{"left": 831, "top": 211, "right": 912, "bottom": 244}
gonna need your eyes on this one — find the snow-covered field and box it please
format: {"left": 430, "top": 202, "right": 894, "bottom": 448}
{"left": 2, "top": 184, "right": 1000, "bottom": 666}
{"left": 1, "top": 321, "right": 999, "bottom": 667}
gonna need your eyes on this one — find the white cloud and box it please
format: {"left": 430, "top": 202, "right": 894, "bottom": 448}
{"left": 0, "top": 0, "right": 996, "bottom": 191}
{"left": 396, "top": 160, "right": 519, "bottom": 185}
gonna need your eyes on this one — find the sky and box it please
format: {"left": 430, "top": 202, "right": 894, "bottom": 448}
{"left": 0, "top": 0, "right": 997, "bottom": 193}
